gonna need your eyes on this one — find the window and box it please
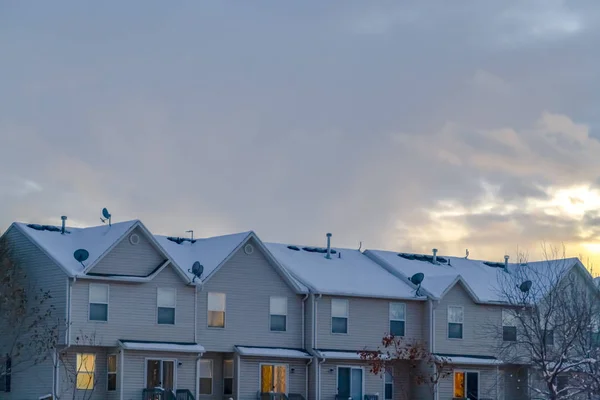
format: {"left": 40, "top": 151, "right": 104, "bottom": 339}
{"left": 448, "top": 306, "right": 464, "bottom": 339}
{"left": 208, "top": 293, "right": 226, "bottom": 328}
{"left": 199, "top": 359, "right": 213, "bottom": 395}
{"left": 454, "top": 371, "right": 479, "bottom": 400}
{"left": 261, "top": 364, "right": 287, "bottom": 393}
{"left": 0, "top": 356, "right": 10, "bottom": 392}
{"left": 544, "top": 329, "right": 554, "bottom": 346}
{"left": 590, "top": 315, "right": 600, "bottom": 346}
{"left": 331, "top": 298, "right": 349, "bottom": 334}
{"left": 557, "top": 375, "right": 569, "bottom": 392}
{"left": 157, "top": 288, "right": 176, "bottom": 325}
{"left": 223, "top": 360, "right": 233, "bottom": 395}
{"left": 270, "top": 296, "right": 288, "bottom": 332}
{"left": 389, "top": 303, "right": 406, "bottom": 337}
{"left": 89, "top": 284, "right": 108, "bottom": 321}
{"left": 107, "top": 354, "right": 117, "bottom": 391}
{"left": 76, "top": 354, "right": 96, "bottom": 390}
{"left": 146, "top": 359, "right": 174, "bottom": 390}
{"left": 502, "top": 309, "right": 517, "bottom": 342}
{"left": 384, "top": 369, "right": 393, "bottom": 400}
{"left": 337, "top": 367, "right": 363, "bottom": 400}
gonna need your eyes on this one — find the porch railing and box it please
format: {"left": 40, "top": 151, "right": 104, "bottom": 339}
{"left": 335, "top": 395, "right": 379, "bottom": 400}
{"left": 256, "top": 392, "right": 288, "bottom": 400}
{"left": 176, "top": 389, "right": 195, "bottom": 400}
{"left": 143, "top": 388, "right": 194, "bottom": 400}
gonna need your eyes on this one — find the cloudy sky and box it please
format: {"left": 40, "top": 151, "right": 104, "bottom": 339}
{"left": 2, "top": 1, "right": 600, "bottom": 269}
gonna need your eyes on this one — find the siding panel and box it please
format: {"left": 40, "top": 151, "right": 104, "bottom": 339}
{"left": 198, "top": 238, "right": 303, "bottom": 351}
{"left": 91, "top": 227, "right": 166, "bottom": 276}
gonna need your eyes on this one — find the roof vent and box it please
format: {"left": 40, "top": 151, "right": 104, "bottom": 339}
{"left": 398, "top": 252, "right": 447, "bottom": 264}
{"left": 287, "top": 245, "right": 300, "bottom": 251}
{"left": 504, "top": 255, "right": 509, "bottom": 269}
{"left": 432, "top": 248, "right": 438, "bottom": 264}
{"left": 26, "top": 224, "right": 61, "bottom": 233}
{"left": 303, "top": 247, "right": 336, "bottom": 255}
{"left": 325, "top": 233, "right": 332, "bottom": 259}
{"left": 483, "top": 261, "right": 505, "bottom": 268}
{"left": 465, "top": 249, "right": 469, "bottom": 259}
{"left": 166, "top": 236, "right": 196, "bottom": 245}
{"left": 61, "top": 216, "right": 67, "bottom": 234}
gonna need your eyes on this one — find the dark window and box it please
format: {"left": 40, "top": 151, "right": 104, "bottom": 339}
{"left": 448, "top": 323, "right": 463, "bottom": 339}
{"left": 107, "top": 354, "right": 117, "bottom": 391}
{"left": 157, "top": 307, "right": 175, "bottom": 325}
{"left": 557, "top": 375, "right": 568, "bottom": 392}
{"left": 390, "top": 320, "right": 405, "bottom": 337}
{"left": 332, "top": 317, "right": 348, "bottom": 334}
{"left": 270, "top": 315, "right": 286, "bottom": 332}
{"left": 89, "top": 303, "right": 108, "bottom": 321}
{"left": 0, "top": 356, "right": 11, "bottom": 392}
{"left": 503, "top": 326, "right": 517, "bottom": 341}
{"left": 544, "top": 330, "right": 554, "bottom": 346}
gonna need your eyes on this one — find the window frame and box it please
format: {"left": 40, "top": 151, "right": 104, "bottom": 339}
{"left": 88, "top": 283, "right": 109, "bottom": 322}
{"left": 157, "top": 287, "right": 177, "bottom": 325}
{"left": 502, "top": 309, "right": 517, "bottom": 342}
{"left": 331, "top": 298, "right": 349, "bottom": 334}
{"left": 259, "top": 363, "right": 289, "bottom": 394}
{"left": 199, "top": 359, "right": 213, "bottom": 395}
{"left": 453, "top": 369, "right": 480, "bottom": 399}
{"left": 336, "top": 365, "right": 365, "bottom": 399}
{"left": 223, "top": 359, "right": 234, "bottom": 396}
{"left": 269, "top": 296, "right": 288, "bottom": 332}
{"left": 389, "top": 302, "right": 406, "bottom": 337}
{"left": 107, "top": 354, "right": 117, "bottom": 391}
{"left": 447, "top": 305, "right": 464, "bottom": 339}
{"left": 144, "top": 358, "right": 178, "bottom": 392}
{"left": 384, "top": 368, "right": 393, "bottom": 400}
{"left": 544, "top": 329, "right": 555, "bottom": 346}
{"left": 76, "top": 353, "right": 96, "bottom": 391}
{"left": 207, "top": 292, "right": 226, "bottom": 328}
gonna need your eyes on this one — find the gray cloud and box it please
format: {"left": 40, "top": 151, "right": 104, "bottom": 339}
{"left": 2, "top": 1, "right": 600, "bottom": 267}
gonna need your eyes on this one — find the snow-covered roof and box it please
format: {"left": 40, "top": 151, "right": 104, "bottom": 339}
{"left": 435, "top": 354, "right": 503, "bottom": 366}
{"left": 119, "top": 340, "right": 205, "bottom": 353}
{"left": 154, "top": 231, "right": 252, "bottom": 282}
{"left": 365, "top": 250, "right": 582, "bottom": 304}
{"left": 265, "top": 243, "right": 422, "bottom": 300}
{"left": 13, "top": 220, "right": 140, "bottom": 276}
{"left": 314, "top": 349, "right": 363, "bottom": 360}
{"left": 234, "top": 346, "right": 312, "bottom": 359}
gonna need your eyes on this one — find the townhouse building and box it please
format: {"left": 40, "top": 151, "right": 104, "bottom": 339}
{"left": 1, "top": 217, "right": 597, "bottom": 400}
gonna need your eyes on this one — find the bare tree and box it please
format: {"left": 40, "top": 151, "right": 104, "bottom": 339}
{"left": 359, "top": 335, "right": 451, "bottom": 400}
{"left": 55, "top": 331, "right": 100, "bottom": 400}
{"left": 492, "top": 245, "right": 600, "bottom": 400}
{"left": 0, "top": 236, "right": 59, "bottom": 387}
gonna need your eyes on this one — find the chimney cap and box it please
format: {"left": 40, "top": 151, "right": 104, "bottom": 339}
{"left": 326, "top": 233, "right": 332, "bottom": 237}
{"left": 61, "top": 215, "right": 67, "bottom": 221}
{"left": 504, "top": 255, "right": 510, "bottom": 260}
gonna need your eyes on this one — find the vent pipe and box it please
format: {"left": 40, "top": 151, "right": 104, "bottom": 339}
{"left": 60, "top": 216, "right": 67, "bottom": 234}
{"left": 504, "top": 255, "right": 509, "bottom": 270}
{"left": 325, "top": 233, "right": 332, "bottom": 259}
{"left": 432, "top": 248, "right": 438, "bottom": 264}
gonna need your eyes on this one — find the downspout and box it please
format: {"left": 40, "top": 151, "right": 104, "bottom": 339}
{"left": 236, "top": 353, "right": 241, "bottom": 399}
{"left": 496, "top": 365, "right": 499, "bottom": 400}
{"left": 314, "top": 294, "right": 322, "bottom": 349}
{"left": 306, "top": 358, "right": 313, "bottom": 400}
{"left": 318, "top": 357, "right": 326, "bottom": 400}
{"left": 302, "top": 294, "right": 309, "bottom": 349}
{"left": 194, "top": 285, "right": 198, "bottom": 343}
{"left": 68, "top": 277, "right": 76, "bottom": 345}
{"left": 120, "top": 348, "right": 125, "bottom": 400}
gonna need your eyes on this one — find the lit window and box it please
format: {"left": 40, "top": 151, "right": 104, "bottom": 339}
{"left": 502, "top": 309, "right": 517, "bottom": 341}
{"left": 454, "top": 371, "right": 479, "bottom": 398}
{"left": 332, "top": 299, "right": 349, "bottom": 334}
{"left": 448, "top": 306, "right": 463, "bottom": 339}
{"left": 384, "top": 369, "right": 393, "bottom": 400}
{"left": 107, "top": 354, "right": 117, "bottom": 391}
{"left": 261, "top": 364, "right": 287, "bottom": 393}
{"left": 208, "top": 293, "right": 226, "bottom": 328}
{"left": 76, "top": 354, "right": 96, "bottom": 390}
{"left": 223, "top": 360, "right": 233, "bottom": 395}
{"left": 199, "top": 359, "right": 213, "bottom": 395}
{"left": 89, "top": 284, "right": 108, "bottom": 321}
{"left": 389, "top": 303, "right": 406, "bottom": 337}
{"left": 157, "top": 288, "right": 176, "bottom": 325}
{"left": 270, "top": 297, "right": 288, "bottom": 332}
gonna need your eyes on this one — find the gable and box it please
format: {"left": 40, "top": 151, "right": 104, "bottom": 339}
{"left": 88, "top": 226, "right": 167, "bottom": 277}
{"left": 440, "top": 280, "right": 477, "bottom": 305}
{"left": 204, "top": 237, "right": 299, "bottom": 294}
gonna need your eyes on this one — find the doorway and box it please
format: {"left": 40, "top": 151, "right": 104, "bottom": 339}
{"left": 337, "top": 367, "right": 363, "bottom": 400}
{"left": 260, "top": 364, "right": 288, "bottom": 394}
{"left": 146, "top": 359, "right": 176, "bottom": 391}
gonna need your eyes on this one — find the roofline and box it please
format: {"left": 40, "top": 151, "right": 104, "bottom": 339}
{"left": 202, "top": 231, "right": 309, "bottom": 294}
{"left": 8, "top": 223, "right": 73, "bottom": 277}
{"left": 308, "top": 291, "right": 426, "bottom": 301}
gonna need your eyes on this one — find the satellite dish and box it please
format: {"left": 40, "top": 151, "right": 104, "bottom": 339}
{"left": 101, "top": 208, "right": 112, "bottom": 226}
{"left": 73, "top": 249, "right": 90, "bottom": 265}
{"left": 519, "top": 280, "right": 532, "bottom": 293}
{"left": 188, "top": 261, "right": 204, "bottom": 283}
{"left": 410, "top": 272, "right": 425, "bottom": 285}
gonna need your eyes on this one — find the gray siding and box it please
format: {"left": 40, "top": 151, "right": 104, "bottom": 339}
{"left": 90, "top": 227, "right": 166, "bottom": 277}
{"left": 239, "top": 357, "right": 307, "bottom": 400}
{"left": 434, "top": 283, "right": 502, "bottom": 356}
{"left": 70, "top": 265, "right": 195, "bottom": 346}
{"left": 197, "top": 238, "right": 303, "bottom": 352}
{"left": 438, "top": 365, "right": 498, "bottom": 400}
{"left": 122, "top": 350, "right": 197, "bottom": 400}
{"left": 316, "top": 296, "right": 424, "bottom": 351}
{"left": 500, "top": 366, "right": 528, "bottom": 400}
{"left": 56, "top": 346, "right": 109, "bottom": 400}
{"left": 3, "top": 357, "right": 54, "bottom": 400}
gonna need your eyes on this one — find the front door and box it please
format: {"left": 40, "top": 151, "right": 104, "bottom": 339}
{"left": 260, "top": 364, "right": 287, "bottom": 393}
{"left": 147, "top": 359, "right": 175, "bottom": 390}
{"left": 338, "top": 367, "right": 363, "bottom": 400}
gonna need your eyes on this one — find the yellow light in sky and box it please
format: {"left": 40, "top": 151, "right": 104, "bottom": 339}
{"left": 535, "top": 185, "right": 600, "bottom": 217}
